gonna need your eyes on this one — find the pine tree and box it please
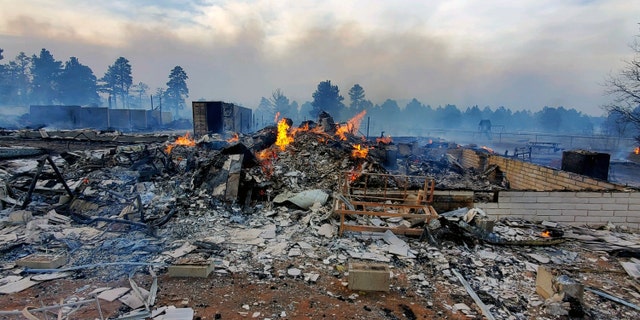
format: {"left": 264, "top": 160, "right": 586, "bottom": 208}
{"left": 164, "top": 66, "right": 189, "bottom": 118}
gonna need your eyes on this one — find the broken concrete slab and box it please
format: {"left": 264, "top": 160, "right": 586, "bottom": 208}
{"left": 97, "top": 287, "right": 130, "bottom": 302}
{"left": 120, "top": 287, "right": 150, "bottom": 309}
{"left": 621, "top": 261, "right": 640, "bottom": 279}
{"left": 164, "top": 242, "right": 197, "bottom": 259}
{"left": 0, "top": 277, "right": 39, "bottom": 294}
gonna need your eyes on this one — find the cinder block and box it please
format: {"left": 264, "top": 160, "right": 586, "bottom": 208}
{"left": 588, "top": 198, "right": 616, "bottom": 204}
{"left": 612, "top": 193, "right": 631, "bottom": 198}
{"left": 348, "top": 263, "right": 390, "bottom": 292}
{"left": 575, "top": 203, "right": 600, "bottom": 210}
{"left": 602, "top": 204, "right": 628, "bottom": 211}
{"left": 587, "top": 210, "right": 614, "bottom": 217}
{"left": 16, "top": 253, "right": 67, "bottom": 269}
{"left": 561, "top": 209, "right": 587, "bottom": 217}
{"left": 168, "top": 262, "right": 214, "bottom": 278}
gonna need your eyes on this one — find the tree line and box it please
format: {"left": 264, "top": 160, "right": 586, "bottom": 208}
{"left": 255, "top": 80, "right": 612, "bottom": 137}
{"left": 0, "top": 48, "right": 189, "bottom": 117}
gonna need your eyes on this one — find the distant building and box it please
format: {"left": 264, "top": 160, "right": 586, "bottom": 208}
{"left": 29, "top": 105, "right": 171, "bottom": 130}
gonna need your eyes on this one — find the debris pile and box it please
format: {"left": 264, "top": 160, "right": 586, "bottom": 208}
{"left": 0, "top": 113, "right": 639, "bottom": 319}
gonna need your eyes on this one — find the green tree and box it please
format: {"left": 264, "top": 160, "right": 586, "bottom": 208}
{"left": 270, "top": 88, "right": 295, "bottom": 117}
{"left": 256, "top": 96, "right": 275, "bottom": 126}
{"left": 30, "top": 48, "right": 62, "bottom": 105}
{"left": 58, "top": 57, "right": 99, "bottom": 106}
{"left": 131, "top": 82, "right": 149, "bottom": 109}
{"left": 435, "top": 104, "right": 462, "bottom": 129}
{"left": 100, "top": 57, "right": 132, "bottom": 108}
{"left": 164, "top": 66, "right": 189, "bottom": 117}
{"left": 348, "top": 84, "right": 366, "bottom": 110}
{"left": 311, "top": 80, "right": 344, "bottom": 119}
{"left": 0, "top": 48, "right": 7, "bottom": 103}
{"left": 536, "top": 106, "right": 562, "bottom": 132}
{"left": 604, "top": 30, "right": 640, "bottom": 144}
{"left": 8, "top": 52, "right": 31, "bottom": 105}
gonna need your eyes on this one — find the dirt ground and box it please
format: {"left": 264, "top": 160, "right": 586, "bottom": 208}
{"left": 0, "top": 246, "right": 637, "bottom": 320}
{"left": 0, "top": 263, "right": 467, "bottom": 319}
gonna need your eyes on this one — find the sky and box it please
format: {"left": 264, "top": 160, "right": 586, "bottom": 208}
{"left": 1, "top": 0, "right": 639, "bottom": 116}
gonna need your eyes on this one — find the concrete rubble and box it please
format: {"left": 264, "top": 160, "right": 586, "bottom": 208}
{"left": 0, "top": 120, "right": 639, "bottom": 319}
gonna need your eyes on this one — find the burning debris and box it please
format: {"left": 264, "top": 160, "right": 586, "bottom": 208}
{"left": 0, "top": 112, "right": 639, "bottom": 319}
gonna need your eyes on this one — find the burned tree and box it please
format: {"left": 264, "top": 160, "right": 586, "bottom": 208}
{"left": 605, "top": 30, "right": 640, "bottom": 144}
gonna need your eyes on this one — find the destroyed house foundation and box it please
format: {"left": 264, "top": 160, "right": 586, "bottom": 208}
{"left": 450, "top": 148, "right": 640, "bottom": 230}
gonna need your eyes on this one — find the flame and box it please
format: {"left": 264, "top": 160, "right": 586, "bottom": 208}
{"left": 166, "top": 132, "right": 196, "bottom": 154}
{"left": 227, "top": 132, "right": 239, "bottom": 143}
{"left": 351, "top": 144, "right": 369, "bottom": 158}
{"left": 635, "top": 147, "right": 639, "bottom": 155}
{"left": 541, "top": 230, "right": 551, "bottom": 238}
{"left": 347, "top": 164, "right": 364, "bottom": 183}
{"left": 336, "top": 110, "right": 367, "bottom": 140}
{"left": 275, "top": 118, "right": 294, "bottom": 151}
{"left": 256, "top": 148, "right": 274, "bottom": 161}
{"left": 481, "top": 146, "right": 494, "bottom": 153}
{"left": 376, "top": 136, "right": 392, "bottom": 144}
{"left": 255, "top": 148, "right": 277, "bottom": 177}
{"left": 274, "top": 112, "right": 280, "bottom": 123}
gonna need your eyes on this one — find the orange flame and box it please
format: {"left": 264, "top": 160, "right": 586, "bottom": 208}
{"left": 351, "top": 144, "right": 369, "bottom": 158}
{"left": 255, "top": 148, "right": 277, "bottom": 177}
{"left": 227, "top": 132, "right": 239, "bottom": 143}
{"left": 166, "top": 132, "right": 196, "bottom": 154}
{"left": 336, "top": 110, "right": 367, "bottom": 140}
{"left": 275, "top": 118, "right": 294, "bottom": 151}
{"left": 347, "top": 164, "right": 364, "bottom": 183}
{"left": 635, "top": 147, "right": 639, "bottom": 155}
{"left": 376, "top": 136, "right": 392, "bottom": 144}
{"left": 541, "top": 230, "right": 551, "bottom": 238}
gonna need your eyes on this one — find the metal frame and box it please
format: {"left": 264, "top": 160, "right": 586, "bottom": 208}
{"left": 334, "top": 172, "right": 437, "bottom": 236}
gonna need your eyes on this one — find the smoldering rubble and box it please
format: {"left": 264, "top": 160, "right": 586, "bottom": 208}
{"left": 0, "top": 116, "right": 639, "bottom": 319}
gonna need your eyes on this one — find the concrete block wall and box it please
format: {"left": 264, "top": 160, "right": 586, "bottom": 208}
{"left": 479, "top": 191, "right": 640, "bottom": 230}
{"left": 456, "top": 149, "right": 624, "bottom": 191}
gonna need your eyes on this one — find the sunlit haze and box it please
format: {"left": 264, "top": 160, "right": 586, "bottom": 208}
{"left": 1, "top": 0, "right": 639, "bottom": 116}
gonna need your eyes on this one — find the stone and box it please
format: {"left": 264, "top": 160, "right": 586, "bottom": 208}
{"left": 288, "top": 268, "right": 301, "bottom": 277}
{"left": 288, "top": 248, "right": 302, "bottom": 257}
{"left": 317, "top": 224, "right": 334, "bottom": 238}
